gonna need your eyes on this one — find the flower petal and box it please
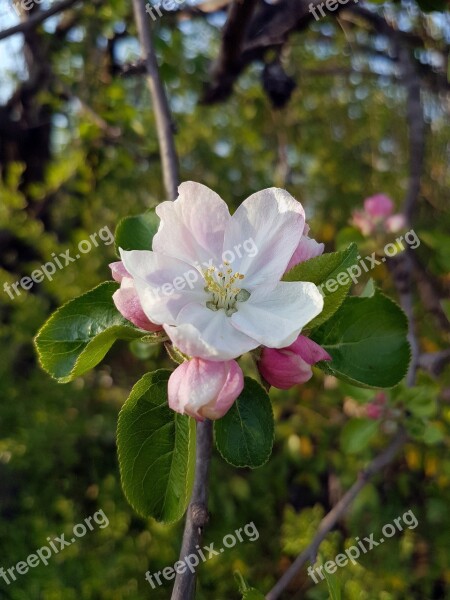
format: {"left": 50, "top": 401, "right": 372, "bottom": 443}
{"left": 164, "top": 303, "right": 259, "bottom": 360}
{"left": 223, "top": 188, "right": 305, "bottom": 290}
{"left": 109, "top": 261, "right": 129, "bottom": 283}
{"left": 112, "top": 279, "right": 162, "bottom": 332}
{"left": 285, "top": 232, "right": 325, "bottom": 272}
{"left": 230, "top": 281, "right": 323, "bottom": 348}
{"left": 152, "top": 181, "right": 230, "bottom": 266}
{"left": 120, "top": 249, "right": 206, "bottom": 325}
{"left": 364, "top": 194, "right": 394, "bottom": 218}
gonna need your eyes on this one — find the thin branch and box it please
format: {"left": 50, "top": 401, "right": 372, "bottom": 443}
{"left": 265, "top": 429, "right": 408, "bottom": 600}
{"left": 171, "top": 420, "right": 213, "bottom": 600}
{"left": 0, "top": 0, "right": 81, "bottom": 42}
{"left": 132, "top": 0, "right": 179, "bottom": 200}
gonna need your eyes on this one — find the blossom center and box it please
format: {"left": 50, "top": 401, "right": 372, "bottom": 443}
{"left": 203, "top": 261, "right": 250, "bottom": 316}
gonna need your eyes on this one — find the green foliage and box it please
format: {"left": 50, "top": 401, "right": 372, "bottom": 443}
{"left": 323, "top": 565, "right": 342, "bottom": 600}
{"left": 114, "top": 211, "right": 160, "bottom": 255}
{"left": 214, "top": 378, "right": 274, "bottom": 468}
{"left": 283, "top": 244, "right": 358, "bottom": 329}
{"left": 340, "top": 419, "right": 379, "bottom": 454}
{"left": 117, "top": 370, "right": 196, "bottom": 522}
{"left": 312, "top": 289, "right": 410, "bottom": 388}
{"left": 34, "top": 282, "right": 144, "bottom": 382}
{"left": 235, "top": 572, "right": 266, "bottom": 599}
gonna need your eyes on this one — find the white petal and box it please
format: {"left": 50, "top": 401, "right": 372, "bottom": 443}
{"left": 230, "top": 281, "right": 323, "bottom": 348}
{"left": 223, "top": 188, "right": 305, "bottom": 290}
{"left": 120, "top": 249, "right": 206, "bottom": 325}
{"left": 152, "top": 181, "right": 230, "bottom": 266}
{"left": 164, "top": 303, "right": 259, "bottom": 360}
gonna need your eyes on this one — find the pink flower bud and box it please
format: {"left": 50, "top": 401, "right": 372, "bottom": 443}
{"left": 109, "top": 261, "right": 162, "bottom": 332}
{"left": 285, "top": 223, "right": 325, "bottom": 273}
{"left": 258, "top": 335, "right": 331, "bottom": 390}
{"left": 168, "top": 358, "right": 244, "bottom": 421}
{"left": 364, "top": 194, "right": 394, "bottom": 218}
{"left": 366, "top": 403, "right": 383, "bottom": 420}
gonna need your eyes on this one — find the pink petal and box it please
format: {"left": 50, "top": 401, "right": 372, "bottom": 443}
{"left": 109, "top": 261, "right": 129, "bottom": 283}
{"left": 153, "top": 181, "right": 230, "bottom": 267}
{"left": 364, "top": 194, "right": 394, "bottom": 218}
{"left": 168, "top": 358, "right": 244, "bottom": 421}
{"left": 285, "top": 233, "right": 325, "bottom": 272}
{"left": 258, "top": 335, "right": 330, "bottom": 390}
{"left": 288, "top": 335, "right": 331, "bottom": 364}
{"left": 112, "top": 279, "right": 162, "bottom": 332}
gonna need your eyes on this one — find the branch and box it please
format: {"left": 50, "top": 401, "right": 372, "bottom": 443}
{"left": 265, "top": 428, "right": 408, "bottom": 600}
{"left": 171, "top": 420, "right": 213, "bottom": 600}
{"left": 132, "top": 0, "right": 179, "bottom": 200}
{"left": 0, "top": 0, "right": 81, "bottom": 42}
{"left": 201, "top": 0, "right": 258, "bottom": 103}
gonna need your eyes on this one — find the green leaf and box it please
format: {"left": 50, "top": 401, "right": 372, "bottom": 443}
{"left": 323, "top": 563, "right": 342, "bottom": 600}
{"left": 214, "top": 377, "right": 274, "bottom": 468}
{"left": 117, "top": 370, "right": 196, "bottom": 522}
{"left": 312, "top": 289, "right": 410, "bottom": 388}
{"left": 283, "top": 244, "right": 358, "bottom": 329}
{"left": 114, "top": 210, "right": 159, "bottom": 255}
{"left": 404, "top": 387, "right": 438, "bottom": 418}
{"left": 340, "top": 419, "right": 379, "bottom": 454}
{"left": 235, "top": 572, "right": 265, "bottom": 599}
{"left": 35, "top": 282, "right": 143, "bottom": 383}
{"left": 242, "top": 590, "right": 266, "bottom": 600}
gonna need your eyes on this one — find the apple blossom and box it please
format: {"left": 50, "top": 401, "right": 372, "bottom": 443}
{"left": 168, "top": 358, "right": 244, "bottom": 421}
{"left": 120, "top": 182, "right": 324, "bottom": 361}
{"left": 351, "top": 194, "right": 406, "bottom": 236}
{"left": 110, "top": 261, "right": 162, "bottom": 332}
{"left": 258, "top": 334, "right": 331, "bottom": 390}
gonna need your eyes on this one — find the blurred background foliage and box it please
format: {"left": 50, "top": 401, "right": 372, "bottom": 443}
{"left": 0, "top": 0, "right": 449, "bottom": 598}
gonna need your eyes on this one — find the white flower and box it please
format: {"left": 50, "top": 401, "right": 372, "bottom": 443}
{"left": 120, "top": 182, "right": 324, "bottom": 361}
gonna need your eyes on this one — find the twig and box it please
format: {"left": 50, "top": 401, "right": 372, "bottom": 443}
{"left": 265, "top": 428, "right": 408, "bottom": 600}
{"left": 0, "top": 0, "right": 81, "bottom": 42}
{"left": 171, "top": 420, "right": 213, "bottom": 600}
{"left": 131, "top": 0, "right": 179, "bottom": 200}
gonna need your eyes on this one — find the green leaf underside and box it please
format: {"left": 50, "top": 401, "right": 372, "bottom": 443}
{"left": 117, "top": 370, "right": 196, "bottom": 522}
{"left": 312, "top": 289, "right": 410, "bottom": 388}
{"left": 283, "top": 244, "right": 358, "bottom": 329}
{"left": 214, "top": 377, "right": 274, "bottom": 468}
{"left": 114, "top": 211, "right": 159, "bottom": 255}
{"left": 35, "top": 282, "right": 143, "bottom": 382}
